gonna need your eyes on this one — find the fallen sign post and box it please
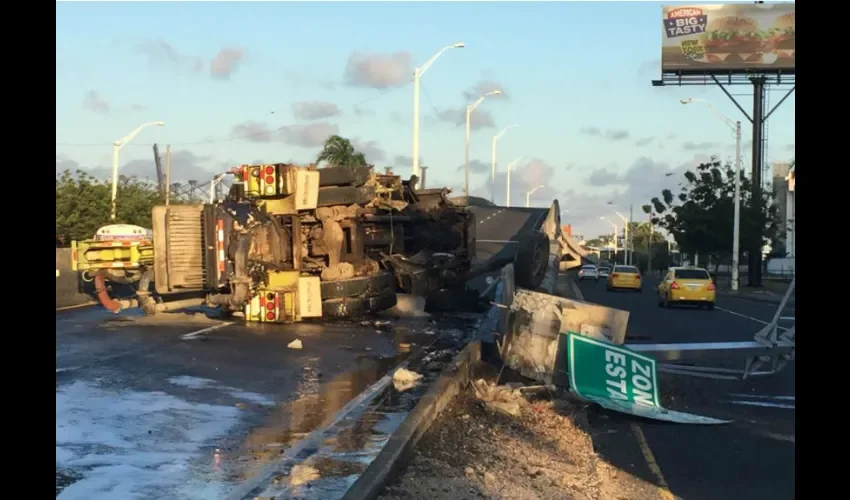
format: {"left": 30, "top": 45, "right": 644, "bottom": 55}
{"left": 567, "top": 332, "right": 731, "bottom": 424}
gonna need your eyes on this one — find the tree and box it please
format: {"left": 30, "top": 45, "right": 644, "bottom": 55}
{"left": 316, "top": 135, "right": 368, "bottom": 168}
{"left": 56, "top": 170, "right": 166, "bottom": 243}
{"left": 645, "top": 157, "right": 779, "bottom": 269}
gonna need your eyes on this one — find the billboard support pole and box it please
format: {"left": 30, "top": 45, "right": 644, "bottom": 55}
{"left": 749, "top": 76, "right": 767, "bottom": 288}
{"left": 764, "top": 86, "right": 796, "bottom": 121}
{"left": 711, "top": 76, "right": 753, "bottom": 122}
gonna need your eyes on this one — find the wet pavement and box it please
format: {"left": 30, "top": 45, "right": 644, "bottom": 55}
{"left": 56, "top": 305, "right": 478, "bottom": 499}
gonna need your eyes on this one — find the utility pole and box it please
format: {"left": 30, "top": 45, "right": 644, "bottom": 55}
{"left": 732, "top": 120, "right": 742, "bottom": 291}
{"left": 165, "top": 145, "right": 172, "bottom": 205}
{"left": 647, "top": 212, "right": 654, "bottom": 276}
{"left": 420, "top": 165, "right": 428, "bottom": 189}
{"left": 152, "top": 144, "right": 164, "bottom": 197}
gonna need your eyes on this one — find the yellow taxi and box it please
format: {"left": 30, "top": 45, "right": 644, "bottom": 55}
{"left": 657, "top": 266, "right": 716, "bottom": 310}
{"left": 606, "top": 265, "right": 642, "bottom": 292}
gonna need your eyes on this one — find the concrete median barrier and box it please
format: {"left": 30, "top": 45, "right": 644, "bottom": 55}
{"left": 56, "top": 249, "right": 95, "bottom": 309}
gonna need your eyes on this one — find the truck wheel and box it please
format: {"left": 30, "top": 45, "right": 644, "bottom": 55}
{"left": 317, "top": 185, "right": 376, "bottom": 207}
{"left": 514, "top": 231, "right": 550, "bottom": 290}
{"left": 322, "top": 289, "right": 398, "bottom": 318}
{"left": 318, "top": 165, "right": 370, "bottom": 187}
{"left": 321, "top": 272, "right": 396, "bottom": 300}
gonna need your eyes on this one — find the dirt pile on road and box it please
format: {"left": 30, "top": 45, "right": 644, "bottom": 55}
{"left": 378, "top": 386, "right": 602, "bottom": 500}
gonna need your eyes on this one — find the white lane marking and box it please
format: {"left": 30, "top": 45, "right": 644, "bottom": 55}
{"left": 56, "top": 366, "right": 81, "bottom": 374}
{"left": 180, "top": 322, "right": 234, "bottom": 340}
{"left": 727, "top": 400, "right": 794, "bottom": 410}
{"left": 477, "top": 240, "right": 519, "bottom": 244}
{"left": 715, "top": 306, "right": 789, "bottom": 331}
{"left": 729, "top": 394, "right": 794, "bottom": 401}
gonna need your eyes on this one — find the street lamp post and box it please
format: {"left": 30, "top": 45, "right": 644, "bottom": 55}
{"left": 525, "top": 185, "right": 544, "bottom": 208}
{"left": 465, "top": 89, "right": 502, "bottom": 199}
{"left": 681, "top": 97, "right": 742, "bottom": 291}
{"left": 491, "top": 124, "right": 519, "bottom": 203}
{"left": 600, "top": 217, "right": 618, "bottom": 264}
{"left": 111, "top": 121, "right": 166, "bottom": 220}
{"left": 504, "top": 156, "right": 524, "bottom": 207}
{"left": 412, "top": 42, "right": 465, "bottom": 189}
{"left": 606, "top": 202, "right": 633, "bottom": 265}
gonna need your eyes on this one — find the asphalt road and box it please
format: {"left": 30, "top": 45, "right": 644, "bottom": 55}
{"left": 55, "top": 306, "right": 446, "bottom": 499}
{"left": 577, "top": 277, "right": 795, "bottom": 500}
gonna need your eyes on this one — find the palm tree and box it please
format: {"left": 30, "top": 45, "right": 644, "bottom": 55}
{"left": 316, "top": 135, "right": 368, "bottom": 168}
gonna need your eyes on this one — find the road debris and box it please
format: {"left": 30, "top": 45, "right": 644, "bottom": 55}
{"left": 392, "top": 367, "right": 423, "bottom": 392}
{"left": 378, "top": 387, "right": 604, "bottom": 500}
{"left": 287, "top": 339, "right": 303, "bottom": 349}
{"left": 471, "top": 378, "right": 524, "bottom": 417}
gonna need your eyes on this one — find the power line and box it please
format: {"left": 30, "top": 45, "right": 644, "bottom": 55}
{"left": 56, "top": 80, "right": 411, "bottom": 148}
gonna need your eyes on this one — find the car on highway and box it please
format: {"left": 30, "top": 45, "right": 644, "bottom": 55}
{"left": 578, "top": 264, "right": 599, "bottom": 281}
{"left": 606, "top": 265, "right": 641, "bottom": 292}
{"left": 657, "top": 266, "right": 716, "bottom": 310}
{"left": 598, "top": 266, "right": 611, "bottom": 278}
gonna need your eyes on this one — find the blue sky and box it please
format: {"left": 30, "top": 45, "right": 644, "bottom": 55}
{"left": 55, "top": 1, "right": 795, "bottom": 238}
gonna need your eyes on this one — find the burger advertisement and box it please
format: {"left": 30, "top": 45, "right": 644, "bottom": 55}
{"left": 661, "top": 3, "right": 795, "bottom": 72}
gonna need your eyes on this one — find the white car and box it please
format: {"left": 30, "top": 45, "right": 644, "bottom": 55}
{"left": 598, "top": 267, "right": 611, "bottom": 278}
{"left": 578, "top": 265, "right": 599, "bottom": 281}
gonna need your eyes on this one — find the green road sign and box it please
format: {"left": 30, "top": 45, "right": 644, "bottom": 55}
{"left": 566, "top": 332, "right": 731, "bottom": 424}
{"left": 568, "top": 332, "right": 660, "bottom": 407}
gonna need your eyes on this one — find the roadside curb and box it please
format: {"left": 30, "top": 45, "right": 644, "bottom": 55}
{"left": 341, "top": 340, "right": 482, "bottom": 500}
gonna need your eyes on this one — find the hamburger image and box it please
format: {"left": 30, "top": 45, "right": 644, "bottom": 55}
{"left": 765, "top": 12, "right": 795, "bottom": 59}
{"left": 699, "top": 16, "right": 764, "bottom": 63}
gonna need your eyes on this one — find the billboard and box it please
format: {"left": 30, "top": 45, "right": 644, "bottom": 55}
{"left": 661, "top": 3, "right": 795, "bottom": 74}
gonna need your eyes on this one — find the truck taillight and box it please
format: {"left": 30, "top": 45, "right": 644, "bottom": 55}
{"left": 216, "top": 220, "right": 225, "bottom": 274}
{"left": 670, "top": 281, "right": 680, "bottom": 290}
{"left": 611, "top": 273, "right": 619, "bottom": 278}
{"left": 707, "top": 283, "right": 715, "bottom": 291}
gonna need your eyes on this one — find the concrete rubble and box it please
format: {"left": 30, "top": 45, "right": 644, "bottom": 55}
{"left": 392, "top": 367, "right": 423, "bottom": 392}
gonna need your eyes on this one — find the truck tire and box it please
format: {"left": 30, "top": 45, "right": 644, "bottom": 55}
{"left": 317, "top": 185, "right": 376, "bottom": 207}
{"left": 319, "top": 165, "right": 370, "bottom": 187}
{"left": 320, "top": 272, "right": 396, "bottom": 300}
{"left": 322, "top": 289, "right": 398, "bottom": 318}
{"left": 514, "top": 231, "right": 550, "bottom": 290}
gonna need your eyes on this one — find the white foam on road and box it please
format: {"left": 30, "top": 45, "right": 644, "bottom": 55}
{"left": 166, "top": 376, "right": 276, "bottom": 407}
{"left": 56, "top": 378, "right": 260, "bottom": 499}
{"left": 167, "top": 375, "right": 217, "bottom": 389}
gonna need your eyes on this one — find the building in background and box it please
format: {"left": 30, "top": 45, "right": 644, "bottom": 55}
{"left": 771, "top": 162, "right": 795, "bottom": 257}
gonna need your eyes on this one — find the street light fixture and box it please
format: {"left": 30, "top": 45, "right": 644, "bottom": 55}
{"left": 681, "top": 96, "right": 742, "bottom": 291}
{"left": 491, "top": 124, "right": 519, "bottom": 203}
{"left": 504, "top": 156, "right": 524, "bottom": 207}
{"left": 600, "top": 216, "right": 619, "bottom": 264}
{"left": 412, "top": 43, "right": 465, "bottom": 189}
{"left": 111, "top": 121, "right": 166, "bottom": 220}
{"left": 525, "top": 184, "right": 545, "bottom": 208}
{"left": 464, "top": 89, "right": 502, "bottom": 198}
{"left": 607, "top": 202, "right": 634, "bottom": 266}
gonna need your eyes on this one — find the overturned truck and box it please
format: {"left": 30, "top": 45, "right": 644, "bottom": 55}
{"left": 73, "top": 163, "right": 484, "bottom": 322}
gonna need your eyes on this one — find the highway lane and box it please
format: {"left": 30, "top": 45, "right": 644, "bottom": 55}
{"left": 55, "top": 306, "right": 453, "bottom": 499}
{"left": 578, "top": 278, "right": 795, "bottom": 500}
